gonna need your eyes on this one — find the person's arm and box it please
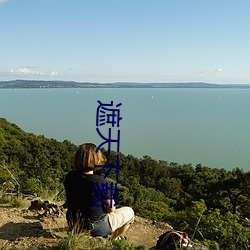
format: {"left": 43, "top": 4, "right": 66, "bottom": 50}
{"left": 105, "top": 198, "right": 116, "bottom": 213}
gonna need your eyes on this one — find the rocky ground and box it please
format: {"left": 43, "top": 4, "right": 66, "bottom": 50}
{"left": 0, "top": 198, "right": 174, "bottom": 250}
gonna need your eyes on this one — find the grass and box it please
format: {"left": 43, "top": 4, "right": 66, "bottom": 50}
{"left": 57, "top": 229, "right": 94, "bottom": 250}
{"left": 38, "top": 187, "right": 65, "bottom": 203}
{"left": 56, "top": 229, "right": 145, "bottom": 250}
{"left": 0, "top": 194, "right": 29, "bottom": 208}
{"left": 0, "top": 195, "right": 11, "bottom": 204}
{"left": 10, "top": 196, "right": 30, "bottom": 208}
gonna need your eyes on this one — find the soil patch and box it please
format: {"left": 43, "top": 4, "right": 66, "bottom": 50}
{"left": 0, "top": 202, "right": 172, "bottom": 249}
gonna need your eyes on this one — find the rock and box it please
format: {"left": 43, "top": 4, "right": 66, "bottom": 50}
{"left": 28, "top": 199, "right": 63, "bottom": 217}
{"left": 28, "top": 199, "right": 44, "bottom": 210}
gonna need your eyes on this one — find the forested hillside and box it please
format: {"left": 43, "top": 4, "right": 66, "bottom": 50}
{"left": 0, "top": 117, "right": 249, "bottom": 249}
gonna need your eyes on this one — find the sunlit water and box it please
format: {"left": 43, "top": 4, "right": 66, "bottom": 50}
{"left": 0, "top": 88, "right": 250, "bottom": 171}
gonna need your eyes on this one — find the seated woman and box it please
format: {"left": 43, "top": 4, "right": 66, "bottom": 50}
{"left": 64, "top": 143, "right": 134, "bottom": 239}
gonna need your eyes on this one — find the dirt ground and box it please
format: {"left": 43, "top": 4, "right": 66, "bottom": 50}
{"left": 0, "top": 200, "right": 173, "bottom": 250}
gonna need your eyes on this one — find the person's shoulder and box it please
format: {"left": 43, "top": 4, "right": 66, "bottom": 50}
{"left": 65, "top": 170, "right": 81, "bottom": 180}
{"left": 66, "top": 170, "right": 78, "bottom": 175}
{"left": 90, "top": 174, "right": 107, "bottom": 183}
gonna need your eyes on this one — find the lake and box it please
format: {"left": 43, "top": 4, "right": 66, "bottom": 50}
{"left": 0, "top": 88, "right": 250, "bottom": 171}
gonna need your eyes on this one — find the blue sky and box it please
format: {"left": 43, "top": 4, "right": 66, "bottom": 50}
{"left": 1, "top": 0, "right": 250, "bottom": 84}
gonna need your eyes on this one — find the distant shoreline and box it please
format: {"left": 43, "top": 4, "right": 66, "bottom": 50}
{"left": 1, "top": 80, "right": 250, "bottom": 89}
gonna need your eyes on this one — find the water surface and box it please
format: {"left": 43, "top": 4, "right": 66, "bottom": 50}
{"left": 0, "top": 88, "right": 249, "bottom": 170}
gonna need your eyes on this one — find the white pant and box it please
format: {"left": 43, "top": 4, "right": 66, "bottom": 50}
{"left": 107, "top": 206, "right": 134, "bottom": 232}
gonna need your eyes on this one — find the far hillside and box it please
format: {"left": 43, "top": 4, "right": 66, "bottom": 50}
{"left": 1, "top": 80, "right": 250, "bottom": 88}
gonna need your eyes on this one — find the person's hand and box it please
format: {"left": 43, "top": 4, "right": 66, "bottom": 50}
{"left": 105, "top": 199, "right": 116, "bottom": 213}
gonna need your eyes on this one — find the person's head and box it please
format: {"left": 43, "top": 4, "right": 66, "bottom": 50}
{"left": 73, "top": 143, "right": 106, "bottom": 172}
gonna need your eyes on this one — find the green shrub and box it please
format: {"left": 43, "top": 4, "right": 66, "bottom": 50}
{"left": 133, "top": 201, "right": 173, "bottom": 222}
{"left": 57, "top": 230, "right": 94, "bottom": 250}
{"left": 0, "top": 195, "right": 12, "bottom": 204}
{"left": 106, "top": 240, "right": 131, "bottom": 250}
{"left": 10, "top": 196, "right": 29, "bottom": 208}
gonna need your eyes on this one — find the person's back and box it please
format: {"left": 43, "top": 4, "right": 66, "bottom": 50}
{"left": 64, "top": 143, "right": 134, "bottom": 239}
{"left": 65, "top": 170, "right": 107, "bottom": 218}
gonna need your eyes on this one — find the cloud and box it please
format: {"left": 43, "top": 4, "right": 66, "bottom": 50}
{"left": 214, "top": 68, "right": 223, "bottom": 73}
{"left": 10, "top": 68, "right": 32, "bottom": 75}
{"left": 198, "top": 68, "right": 223, "bottom": 75}
{"left": 50, "top": 70, "right": 58, "bottom": 76}
{"left": 9, "top": 67, "right": 58, "bottom": 77}
{"left": 0, "top": 0, "right": 8, "bottom": 5}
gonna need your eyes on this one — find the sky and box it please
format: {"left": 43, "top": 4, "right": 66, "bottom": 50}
{"left": 1, "top": 0, "right": 250, "bottom": 84}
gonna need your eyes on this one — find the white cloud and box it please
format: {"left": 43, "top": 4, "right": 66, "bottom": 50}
{"left": 198, "top": 68, "right": 224, "bottom": 75}
{"left": 214, "top": 68, "right": 223, "bottom": 73}
{"left": 50, "top": 70, "right": 58, "bottom": 76}
{"left": 9, "top": 67, "right": 58, "bottom": 77}
{"left": 0, "top": 0, "right": 8, "bottom": 5}
{"left": 10, "top": 68, "right": 31, "bottom": 74}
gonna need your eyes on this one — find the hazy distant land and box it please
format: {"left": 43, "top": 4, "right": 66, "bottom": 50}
{"left": 1, "top": 80, "right": 250, "bottom": 89}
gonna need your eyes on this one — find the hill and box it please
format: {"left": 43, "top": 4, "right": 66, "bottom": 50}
{"left": 0, "top": 117, "right": 250, "bottom": 249}
{"left": 1, "top": 80, "right": 250, "bottom": 88}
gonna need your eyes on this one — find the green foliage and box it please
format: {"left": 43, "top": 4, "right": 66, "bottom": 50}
{"left": 1, "top": 117, "right": 250, "bottom": 248}
{"left": 10, "top": 196, "right": 29, "bottom": 208}
{"left": 1, "top": 180, "right": 15, "bottom": 192}
{"left": 106, "top": 239, "right": 131, "bottom": 250}
{"left": 133, "top": 185, "right": 171, "bottom": 205}
{"left": 134, "top": 201, "right": 173, "bottom": 222}
{"left": 57, "top": 230, "right": 142, "bottom": 250}
{"left": 57, "top": 230, "right": 94, "bottom": 250}
{"left": 166, "top": 199, "right": 250, "bottom": 249}
{"left": 200, "top": 210, "right": 250, "bottom": 249}
{"left": 0, "top": 117, "right": 76, "bottom": 195}
{"left": 0, "top": 195, "right": 12, "bottom": 204}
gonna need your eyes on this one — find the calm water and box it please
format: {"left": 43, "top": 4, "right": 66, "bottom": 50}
{"left": 0, "top": 88, "right": 250, "bottom": 171}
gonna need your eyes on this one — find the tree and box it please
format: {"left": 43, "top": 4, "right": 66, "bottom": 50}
{"left": 220, "top": 168, "right": 250, "bottom": 217}
{"left": 133, "top": 200, "right": 173, "bottom": 222}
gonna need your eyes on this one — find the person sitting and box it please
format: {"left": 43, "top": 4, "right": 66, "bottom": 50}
{"left": 64, "top": 143, "right": 134, "bottom": 239}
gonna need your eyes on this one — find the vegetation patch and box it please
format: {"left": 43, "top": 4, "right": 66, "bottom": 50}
{"left": 0, "top": 117, "right": 250, "bottom": 249}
